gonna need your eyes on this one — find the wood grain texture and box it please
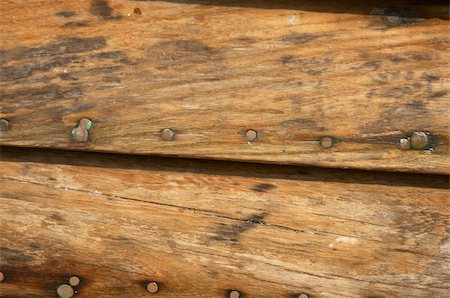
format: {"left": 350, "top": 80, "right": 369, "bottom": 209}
{"left": 0, "top": 147, "right": 449, "bottom": 297}
{"left": 0, "top": 0, "right": 449, "bottom": 174}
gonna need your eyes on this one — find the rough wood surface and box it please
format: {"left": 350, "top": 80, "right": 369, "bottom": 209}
{"left": 0, "top": 0, "right": 449, "bottom": 174}
{"left": 0, "top": 147, "right": 449, "bottom": 297}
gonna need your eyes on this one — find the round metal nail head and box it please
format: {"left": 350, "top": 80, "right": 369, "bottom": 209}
{"left": 57, "top": 284, "right": 74, "bottom": 298}
{"left": 71, "top": 127, "right": 88, "bottom": 143}
{"left": 410, "top": 132, "right": 429, "bottom": 149}
{"left": 0, "top": 119, "right": 10, "bottom": 131}
{"left": 78, "top": 118, "right": 93, "bottom": 131}
{"left": 69, "top": 276, "right": 80, "bottom": 287}
{"left": 320, "top": 136, "right": 334, "bottom": 149}
{"left": 397, "top": 137, "right": 410, "bottom": 150}
{"left": 161, "top": 128, "right": 176, "bottom": 141}
{"left": 146, "top": 281, "right": 159, "bottom": 293}
{"left": 244, "top": 129, "right": 258, "bottom": 142}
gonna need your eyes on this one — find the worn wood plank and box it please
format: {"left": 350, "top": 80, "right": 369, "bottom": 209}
{"left": 0, "top": 0, "right": 449, "bottom": 174}
{"left": 0, "top": 147, "right": 448, "bottom": 297}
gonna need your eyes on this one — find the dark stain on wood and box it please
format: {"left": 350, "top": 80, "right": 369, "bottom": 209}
{"left": 388, "top": 55, "right": 407, "bottom": 63}
{"left": 90, "top": 0, "right": 112, "bottom": 18}
{"left": 280, "top": 55, "right": 334, "bottom": 68}
{"left": 90, "top": 50, "right": 134, "bottom": 67}
{"left": 56, "top": 11, "right": 77, "bottom": 18}
{"left": 51, "top": 212, "right": 64, "bottom": 221}
{"left": 0, "top": 37, "right": 107, "bottom": 65}
{"left": 59, "top": 72, "right": 79, "bottom": 81}
{"left": 385, "top": 54, "right": 433, "bottom": 64}
{"left": 81, "top": 66, "right": 123, "bottom": 77}
{"left": 281, "top": 55, "right": 296, "bottom": 65}
{"left": 91, "top": 50, "right": 126, "bottom": 60}
{"left": 393, "top": 210, "right": 448, "bottom": 240}
{"left": 1, "top": 36, "right": 133, "bottom": 110}
{"left": 405, "top": 100, "right": 427, "bottom": 112}
{"left": 251, "top": 183, "right": 276, "bottom": 193}
{"left": 430, "top": 90, "right": 447, "bottom": 98}
{"left": 1, "top": 55, "right": 82, "bottom": 82}
{"left": 1, "top": 84, "right": 84, "bottom": 101}
{"left": 0, "top": 247, "right": 34, "bottom": 263}
{"left": 90, "top": 0, "right": 121, "bottom": 20}
{"left": 360, "top": 60, "right": 382, "bottom": 70}
{"left": 282, "top": 34, "right": 321, "bottom": 44}
{"left": 421, "top": 73, "right": 440, "bottom": 83}
{"left": 305, "top": 69, "right": 322, "bottom": 76}
{"left": 210, "top": 212, "right": 267, "bottom": 243}
{"left": 366, "top": 70, "right": 438, "bottom": 101}
{"left": 412, "top": 54, "right": 432, "bottom": 61}
{"left": 113, "top": 236, "right": 131, "bottom": 241}
{"left": 62, "top": 21, "right": 89, "bottom": 27}
{"left": 207, "top": 270, "right": 219, "bottom": 278}
{"left": 145, "top": 39, "right": 224, "bottom": 70}
{"left": 29, "top": 243, "right": 41, "bottom": 250}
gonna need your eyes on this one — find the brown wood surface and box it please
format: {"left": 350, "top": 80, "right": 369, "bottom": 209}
{"left": 0, "top": 147, "right": 448, "bottom": 297}
{"left": 0, "top": 0, "right": 449, "bottom": 174}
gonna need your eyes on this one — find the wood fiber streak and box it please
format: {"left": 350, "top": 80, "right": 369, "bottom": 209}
{"left": 0, "top": 0, "right": 449, "bottom": 174}
{"left": 0, "top": 147, "right": 449, "bottom": 297}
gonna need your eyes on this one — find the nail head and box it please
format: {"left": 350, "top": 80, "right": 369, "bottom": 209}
{"left": 71, "top": 127, "right": 89, "bottom": 143}
{"left": 244, "top": 129, "right": 258, "bottom": 142}
{"left": 146, "top": 281, "right": 159, "bottom": 293}
{"left": 57, "top": 284, "right": 74, "bottom": 298}
{"left": 78, "top": 118, "right": 93, "bottom": 131}
{"left": 229, "top": 290, "right": 240, "bottom": 298}
{"left": 0, "top": 119, "right": 10, "bottom": 131}
{"left": 298, "top": 294, "right": 309, "bottom": 298}
{"left": 397, "top": 137, "right": 410, "bottom": 150}
{"left": 320, "top": 136, "right": 334, "bottom": 149}
{"left": 410, "top": 132, "right": 429, "bottom": 149}
{"left": 161, "top": 128, "right": 176, "bottom": 141}
{"left": 0, "top": 271, "right": 4, "bottom": 282}
{"left": 69, "top": 276, "right": 80, "bottom": 287}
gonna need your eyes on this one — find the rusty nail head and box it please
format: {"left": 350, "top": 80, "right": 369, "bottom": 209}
{"left": 320, "top": 136, "right": 334, "bottom": 149}
{"left": 298, "top": 294, "right": 309, "bottom": 298}
{"left": 229, "top": 290, "right": 240, "bottom": 298}
{"left": 0, "top": 271, "right": 4, "bottom": 282}
{"left": 69, "top": 276, "right": 80, "bottom": 287}
{"left": 161, "top": 128, "right": 176, "bottom": 141}
{"left": 146, "top": 281, "right": 159, "bottom": 293}
{"left": 78, "top": 118, "right": 93, "bottom": 131}
{"left": 410, "top": 132, "right": 429, "bottom": 149}
{"left": 397, "top": 137, "right": 410, "bottom": 150}
{"left": 0, "top": 119, "right": 10, "bottom": 131}
{"left": 56, "top": 284, "right": 74, "bottom": 298}
{"left": 244, "top": 129, "right": 258, "bottom": 142}
{"left": 71, "top": 127, "right": 89, "bottom": 143}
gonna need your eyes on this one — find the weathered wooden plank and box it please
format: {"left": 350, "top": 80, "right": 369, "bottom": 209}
{"left": 0, "top": 147, "right": 448, "bottom": 297}
{"left": 0, "top": 0, "right": 449, "bottom": 174}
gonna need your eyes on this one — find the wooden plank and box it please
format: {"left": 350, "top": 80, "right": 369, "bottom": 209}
{"left": 0, "top": 147, "right": 448, "bottom": 297}
{"left": 0, "top": 0, "right": 449, "bottom": 174}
